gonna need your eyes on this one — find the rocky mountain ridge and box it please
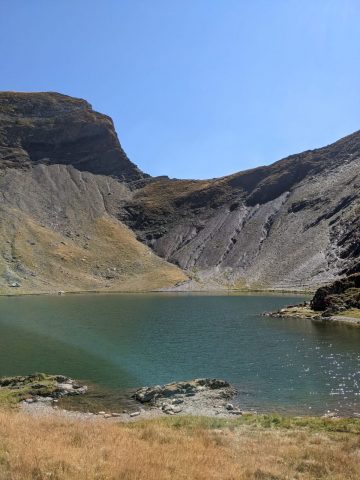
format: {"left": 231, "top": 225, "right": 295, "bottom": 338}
{"left": 122, "top": 132, "right": 360, "bottom": 290}
{"left": 0, "top": 91, "right": 359, "bottom": 294}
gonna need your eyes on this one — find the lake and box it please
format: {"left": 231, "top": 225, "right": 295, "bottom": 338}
{"left": 0, "top": 293, "right": 360, "bottom": 415}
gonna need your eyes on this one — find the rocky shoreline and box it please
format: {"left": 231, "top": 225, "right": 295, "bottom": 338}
{"left": 132, "top": 378, "right": 243, "bottom": 417}
{"left": 263, "top": 303, "right": 360, "bottom": 326}
{"left": 262, "top": 273, "right": 360, "bottom": 327}
{"left": 0, "top": 373, "right": 87, "bottom": 404}
{"left": 2, "top": 374, "right": 357, "bottom": 421}
{"left": 16, "top": 376, "right": 245, "bottom": 421}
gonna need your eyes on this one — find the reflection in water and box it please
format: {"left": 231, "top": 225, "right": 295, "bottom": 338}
{"left": 0, "top": 293, "right": 359, "bottom": 415}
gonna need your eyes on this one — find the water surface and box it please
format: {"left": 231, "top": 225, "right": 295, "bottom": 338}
{"left": 0, "top": 293, "right": 360, "bottom": 415}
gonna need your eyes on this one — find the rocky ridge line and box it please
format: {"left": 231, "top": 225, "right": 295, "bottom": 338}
{"left": 1, "top": 91, "right": 359, "bottom": 292}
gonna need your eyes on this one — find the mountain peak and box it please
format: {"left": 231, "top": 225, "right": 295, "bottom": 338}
{"left": 0, "top": 91, "right": 146, "bottom": 182}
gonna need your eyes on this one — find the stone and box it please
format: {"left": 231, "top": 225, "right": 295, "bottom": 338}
{"left": 130, "top": 411, "right": 141, "bottom": 417}
{"left": 322, "top": 411, "right": 338, "bottom": 418}
{"left": 132, "top": 384, "right": 164, "bottom": 403}
{"left": 311, "top": 273, "right": 360, "bottom": 313}
{"left": 54, "top": 375, "right": 69, "bottom": 383}
{"left": 132, "top": 378, "right": 237, "bottom": 417}
{"left": 162, "top": 404, "right": 174, "bottom": 412}
{"left": 225, "top": 403, "right": 234, "bottom": 411}
{"left": 57, "top": 383, "right": 73, "bottom": 391}
{"left": 37, "top": 397, "right": 53, "bottom": 403}
{"left": 172, "top": 407, "right": 182, "bottom": 414}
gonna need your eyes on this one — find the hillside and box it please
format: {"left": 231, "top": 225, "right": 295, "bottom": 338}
{"left": 0, "top": 92, "right": 186, "bottom": 294}
{"left": 0, "top": 91, "right": 359, "bottom": 293}
{"left": 123, "top": 132, "right": 360, "bottom": 290}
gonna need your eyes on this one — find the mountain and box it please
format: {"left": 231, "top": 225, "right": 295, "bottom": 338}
{"left": 122, "top": 132, "right": 360, "bottom": 290}
{"left": 0, "top": 91, "right": 145, "bottom": 181}
{"left": 0, "top": 91, "right": 359, "bottom": 294}
{"left": 0, "top": 92, "right": 186, "bottom": 294}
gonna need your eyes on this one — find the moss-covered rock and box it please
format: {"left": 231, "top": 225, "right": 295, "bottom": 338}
{"left": 0, "top": 373, "right": 87, "bottom": 407}
{"left": 311, "top": 274, "right": 360, "bottom": 313}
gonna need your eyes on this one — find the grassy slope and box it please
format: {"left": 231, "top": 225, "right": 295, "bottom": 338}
{"left": 0, "top": 209, "right": 187, "bottom": 295}
{"left": 134, "top": 178, "right": 215, "bottom": 210}
{"left": 0, "top": 412, "right": 359, "bottom": 479}
{"left": 339, "top": 309, "right": 360, "bottom": 319}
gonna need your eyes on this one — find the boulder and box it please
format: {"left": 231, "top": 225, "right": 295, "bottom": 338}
{"left": 311, "top": 273, "right": 360, "bottom": 312}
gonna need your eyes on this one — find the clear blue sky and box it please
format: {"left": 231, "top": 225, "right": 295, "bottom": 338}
{"left": 1, "top": 1, "right": 360, "bottom": 179}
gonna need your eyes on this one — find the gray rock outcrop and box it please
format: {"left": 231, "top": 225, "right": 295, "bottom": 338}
{"left": 132, "top": 379, "right": 240, "bottom": 416}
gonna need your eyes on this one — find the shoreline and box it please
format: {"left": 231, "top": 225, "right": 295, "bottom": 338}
{"left": 13, "top": 376, "right": 360, "bottom": 422}
{"left": 264, "top": 304, "right": 360, "bottom": 327}
{"left": 1, "top": 374, "right": 359, "bottom": 423}
{"left": 0, "top": 287, "right": 314, "bottom": 298}
{"left": 19, "top": 398, "right": 360, "bottom": 423}
{"left": 19, "top": 378, "right": 250, "bottom": 422}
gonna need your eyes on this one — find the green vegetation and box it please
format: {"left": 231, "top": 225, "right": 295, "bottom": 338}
{"left": 339, "top": 309, "right": 360, "bottom": 319}
{"left": 134, "top": 413, "right": 360, "bottom": 434}
{"left": 0, "top": 213, "right": 187, "bottom": 296}
{"left": 0, "top": 373, "right": 59, "bottom": 407}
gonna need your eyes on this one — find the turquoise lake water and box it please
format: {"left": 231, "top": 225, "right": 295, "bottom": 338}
{"left": 0, "top": 293, "right": 359, "bottom": 415}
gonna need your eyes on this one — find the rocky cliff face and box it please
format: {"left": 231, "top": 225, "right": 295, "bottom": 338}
{"left": 0, "top": 92, "right": 145, "bottom": 181}
{"left": 0, "top": 91, "right": 359, "bottom": 293}
{"left": 0, "top": 92, "right": 185, "bottom": 294}
{"left": 122, "top": 132, "right": 360, "bottom": 290}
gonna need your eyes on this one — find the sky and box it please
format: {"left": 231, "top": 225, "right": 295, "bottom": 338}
{"left": 1, "top": 0, "right": 360, "bottom": 179}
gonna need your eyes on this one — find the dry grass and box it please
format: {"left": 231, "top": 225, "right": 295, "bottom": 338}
{"left": 275, "top": 305, "right": 319, "bottom": 318}
{"left": 0, "top": 411, "right": 359, "bottom": 479}
{"left": 134, "top": 178, "right": 214, "bottom": 210}
{"left": 0, "top": 209, "right": 187, "bottom": 295}
{"left": 339, "top": 309, "right": 360, "bottom": 319}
